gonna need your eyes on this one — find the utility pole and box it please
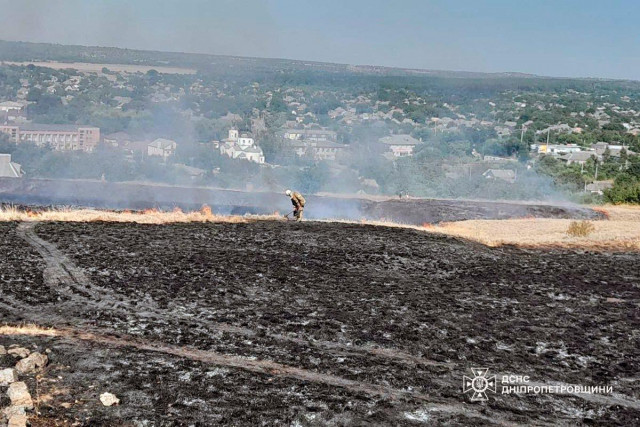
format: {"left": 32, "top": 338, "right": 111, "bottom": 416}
{"left": 595, "top": 161, "right": 599, "bottom": 180}
{"left": 520, "top": 125, "right": 525, "bottom": 144}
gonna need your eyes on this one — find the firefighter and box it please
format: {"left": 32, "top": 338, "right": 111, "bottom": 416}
{"left": 285, "top": 189, "right": 305, "bottom": 221}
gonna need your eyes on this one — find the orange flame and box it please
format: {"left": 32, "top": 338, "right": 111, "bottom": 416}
{"left": 200, "top": 205, "right": 213, "bottom": 216}
{"left": 592, "top": 207, "right": 610, "bottom": 219}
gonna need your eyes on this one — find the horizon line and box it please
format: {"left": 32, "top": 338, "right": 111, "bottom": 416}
{"left": 0, "top": 38, "right": 636, "bottom": 83}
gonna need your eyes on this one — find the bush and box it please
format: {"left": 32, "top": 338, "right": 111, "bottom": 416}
{"left": 566, "top": 220, "right": 595, "bottom": 237}
{"left": 603, "top": 175, "right": 640, "bottom": 204}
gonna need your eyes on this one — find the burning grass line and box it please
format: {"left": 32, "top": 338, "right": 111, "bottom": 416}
{"left": 0, "top": 205, "right": 282, "bottom": 224}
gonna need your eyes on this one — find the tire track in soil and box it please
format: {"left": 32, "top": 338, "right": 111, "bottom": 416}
{"left": 16, "top": 222, "right": 453, "bottom": 368}
{"left": 13, "top": 222, "right": 534, "bottom": 425}
{"left": 14, "top": 222, "right": 639, "bottom": 423}
{"left": 0, "top": 324, "right": 525, "bottom": 427}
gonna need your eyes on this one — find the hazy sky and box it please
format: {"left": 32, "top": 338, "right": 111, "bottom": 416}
{"left": 0, "top": 0, "right": 638, "bottom": 80}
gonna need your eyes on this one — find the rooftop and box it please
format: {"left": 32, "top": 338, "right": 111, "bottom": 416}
{"left": 379, "top": 134, "right": 421, "bottom": 146}
{"left": 104, "top": 131, "right": 132, "bottom": 141}
{"left": 0, "top": 101, "right": 24, "bottom": 108}
{"left": 149, "top": 138, "right": 177, "bottom": 149}
{"left": 483, "top": 169, "right": 516, "bottom": 180}
{"left": 0, "top": 154, "right": 22, "bottom": 178}
{"left": 296, "top": 129, "right": 336, "bottom": 135}
{"left": 8, "top": 123, "right": 98, "bottom": 132}
{"left": 312, "top": 141, "right": 347, "bottom": 149}
{"left": 560, "top": 151, "right": 597, "bottom": 161}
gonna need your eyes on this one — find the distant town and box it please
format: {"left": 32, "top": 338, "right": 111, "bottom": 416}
{"left": 0, "top": 40, "right": 639, "bottom": 203}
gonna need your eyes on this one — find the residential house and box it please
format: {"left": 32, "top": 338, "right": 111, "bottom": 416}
{"left": 536, "top": 124, "right": 575, "bottom": 135}
{"left": 494, "top": 126, "right": 513, "bottom": 138}
{"left": 592, "top": 142, "right": 636, "bottom": 158}
{"left": 482, "top": 169, "right": 516, "bottom": 183}
{"left": 560, "top": 151, "right": 597, "bottom": 165}
{"left": 0, "top": 101, "right": 26, "bottom": 123}
{"left": 219, "top": 129, "right": 265, "bottom": 164}
{"left": 147, "top": 138, "right": 177, "bottom": 159}
{"left": 379, "top": 134, "right": 421, "bottom": 158}
{"left": 534, "top": 143, "right": 582, "bottom": 156}
{"left": 0, "top": 154, "right": 23, "bottom": 178}
{"left": 103, "top": 131, "right": 133, "bottom": 147}
{"left": 585, "top": 180, "right": 614, "bottom": 195}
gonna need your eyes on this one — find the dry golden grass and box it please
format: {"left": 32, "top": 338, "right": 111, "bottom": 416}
{"left": 0, "top": 324, "right": 59, "bottom": 337}
{"left": 591, "top": 204, "right": 640, "bottom": 221}
{"left": 0, "top": 205, "right": 283, "bottom": 225}
{"left": 330, "top": 205, "right": 640, "bottom": 251}
{"left": 432, "top": 215, "right": 640, "bottom": 251}
{"left": 328, "top": 215, "right": 639, "bottom": 251}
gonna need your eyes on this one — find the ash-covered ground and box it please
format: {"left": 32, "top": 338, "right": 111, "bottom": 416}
{"left": 0, "top": 220, "right": 639, "bottom": 425}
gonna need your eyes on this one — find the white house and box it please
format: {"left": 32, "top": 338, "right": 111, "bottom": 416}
{"left": 379, "top": 134, "right": 421, "bottom": 157}
{"left": 0, "top": 154, "right": 23, "bottom": 178}
{"left": 219, "top": 129, "right": 265, "bottom": 164}
{"left": 147, "top": 138, "right": 177, "bottom": 159}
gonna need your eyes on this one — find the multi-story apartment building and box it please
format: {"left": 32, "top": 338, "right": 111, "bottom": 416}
{"left": 0, "top": 123, "right": 100, "bottom": 152}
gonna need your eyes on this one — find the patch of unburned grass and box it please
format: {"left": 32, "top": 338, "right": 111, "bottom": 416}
{"left": 432, "top": 217, "right": 640, "bottom": 251}
{"left": 0, "top": 324, "right": 59, "bottom": 337}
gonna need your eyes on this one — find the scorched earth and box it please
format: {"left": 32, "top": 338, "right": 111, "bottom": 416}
{"left": 0, "top": 220, "right": 638, "bottom": 425}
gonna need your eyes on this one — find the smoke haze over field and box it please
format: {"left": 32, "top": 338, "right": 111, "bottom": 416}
{"left": 1, "top": 2, "right": 639, "bottom": 209}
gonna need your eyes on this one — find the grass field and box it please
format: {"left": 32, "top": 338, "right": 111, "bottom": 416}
{"left": 2, "top": 60, "right": 197, "bottom": 74}
{"left": 432, "top": 205, "right": 640, "bottom": 251}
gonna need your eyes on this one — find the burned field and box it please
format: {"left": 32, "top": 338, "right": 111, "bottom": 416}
{"left": 1, "top": 220, "right": 639, "bottom": 425}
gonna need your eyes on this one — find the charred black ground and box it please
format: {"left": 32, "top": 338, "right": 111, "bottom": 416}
{"left": 1, "top": 220, "right": 638, "bottom": 425}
